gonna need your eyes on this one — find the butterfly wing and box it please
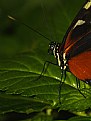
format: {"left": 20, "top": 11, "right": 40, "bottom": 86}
{"left": 62, "top": 0, "right": 91, "bottom": 80}
{"left": 64, "top": 0, "right": 91, "bottom": 53}
{"left": 68, "top": 51, "right": 91, "bottom": 81}
{"left": 67, "top": 32, "right": 91, "bottom": 80}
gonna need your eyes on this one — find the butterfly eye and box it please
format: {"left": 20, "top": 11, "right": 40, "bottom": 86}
{"left": 48, "top": 42, "right": 56, "bottom": 55}
{"left": 48, "top": 45, "right": 54, "bottom": 55}
{"left": 50, "top": 44, "right": 54, "bottom": 50}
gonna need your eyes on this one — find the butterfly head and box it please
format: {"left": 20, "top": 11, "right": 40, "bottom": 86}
{"left": 48, "top": 42, "right": 60, "bottom": 56}
{"left": 48, "top": 41, "right": 68, "bottom": 70}
{"left": 48, "top": 42, "right": 63, "bottom": 66}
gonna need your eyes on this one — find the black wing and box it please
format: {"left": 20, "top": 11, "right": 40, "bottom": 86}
{"left": 62, "top": 0, "right": 91, "bottom": 58}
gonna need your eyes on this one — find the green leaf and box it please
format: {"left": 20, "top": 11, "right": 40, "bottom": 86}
{"left": 0, "top": 53, "right": 59, "bottom": 114}
{"left": 68, "top": 116, "right": 91, "bottom": 121}
{"left": 0, "top": 52, "right": 91, "bottom": 114}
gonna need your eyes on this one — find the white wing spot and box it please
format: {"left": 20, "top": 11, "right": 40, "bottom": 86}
{"left": 84, "top": 1, "right": 91, "bottom": 9}
{"left": 73, "top": 20, "right": 85, "bottom": 29}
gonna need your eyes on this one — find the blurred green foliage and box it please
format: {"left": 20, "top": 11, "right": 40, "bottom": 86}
{"left": 0, "top": 0, "right": 84, "bottom": 56}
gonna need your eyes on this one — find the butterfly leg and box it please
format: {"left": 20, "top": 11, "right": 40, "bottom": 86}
{"left": 36, "top": 61, "right": 58, "bottom": 80}
{"left": 76, "top": 78, "right": 86, "bottom": 98}
{"left": 34, "top": 60, "right": 67, "bottom": 104}
{"left": 58, "top": 69, "right": 66, "bottom": 104}
{"left": 38, "top": 60, "right": 66, "bottom": 104}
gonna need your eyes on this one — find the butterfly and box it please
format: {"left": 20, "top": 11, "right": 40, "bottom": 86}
{"left": 8, "top": 0, "right": 91, "bottom": 96}
{"left": 48, "top": 0, "right": 91, "bottom": 86}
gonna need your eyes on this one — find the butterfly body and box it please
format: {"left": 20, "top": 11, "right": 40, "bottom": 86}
{"left": 49, "top": 0, "right": 91, "bottom": 83}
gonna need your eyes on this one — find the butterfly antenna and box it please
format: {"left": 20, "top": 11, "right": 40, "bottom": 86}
{"left": 8, "top": 15, "right": 51, "bottom": 41}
